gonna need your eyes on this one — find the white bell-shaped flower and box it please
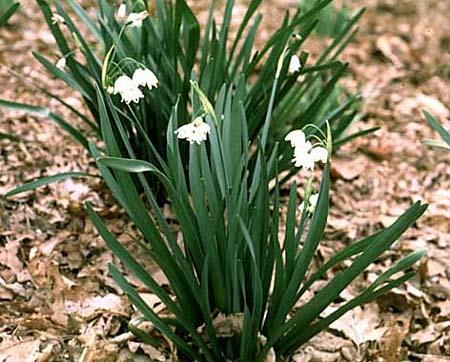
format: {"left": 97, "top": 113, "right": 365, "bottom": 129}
{"left": 113, "top": 75, "right": 144, "bottom": 104}
{"left": 56, "top": 57, "right": 66, "bottom": 71}
{"left": 51, "top": 13, "right": 66, "bottom": 25}
{"left": 285, "top": 129, "right": 306, "bottom": 147}
{"left": 175, "top": 117, "right": 211, "bottom": 145}
{"left": 288, "top": 54, "right": 301, "bottom": 74}
{"left": 127, "top": 11, "right": 148, "bottom": 28}
{"left": 132, "top": 68, "right": 159, "bottom": 90}
{"left": 117, "top": 3, "right": 127, "bottom": 19}
{"left": 300, "top": 193, "right": 319, "bottom": 214}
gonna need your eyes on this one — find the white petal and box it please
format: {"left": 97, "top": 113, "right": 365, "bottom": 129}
{"left": 308, "top": 194, "right": 319, "bottom": 213}
{"left": 133, "top": 68, "right": 159, "bottom": 89}
{"left": 310, "top": 146, "right": 328, "bottom": 163}
{"left": 301, "top": 154, "right": 315, "bottom": 170}
{"left": 51, "top": 14, "right": 65, "bottom": 25}
{"left": 288, "top": 55, "right": 301, "bottom": 74}
{"left": 114, "top": 75, "right": 134, "bottom": 94}
{"left": 127, "top": 11, "right": 148, "bottom": 27}
{"left": 175, "top": 119, "right": 210, "bottom": 144}
{"left": 56, "top": 57, "right": 66, "bottom": 70}
{"left": 117, "top": 3, "right": 127, "bottom": 18}
{"left": 285, "top": 129, "right": 306, "bottom": 147}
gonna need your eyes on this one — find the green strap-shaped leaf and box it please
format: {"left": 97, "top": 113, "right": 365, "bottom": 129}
{"left": 0, "top": 131, "right": 22, "bottom": 142}
{"left": 0, "top": 99, "right": 90, "bottom": 151}
{"left": 96, "top": 156, "right": 157, "bottom": 173}
{"left": 0, "top": 2, "right": 19, "bottom": 27}
{"left": 424, "top": 110, "right": 450, "bottom": 147}
{"left": 5, "top": 172, "right": 96, "bottom": 197}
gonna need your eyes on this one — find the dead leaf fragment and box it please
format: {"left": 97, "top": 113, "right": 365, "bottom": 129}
{"left": 212, "top": 313, "right": 244, "bottom": 338}
{"left": 328, "top": 304, "right": 387, "bottom": 345}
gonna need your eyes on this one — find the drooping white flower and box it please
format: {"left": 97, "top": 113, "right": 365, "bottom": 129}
{"left": 288, "top": 54, "right": 301, "bottom": 74}
{"left": 285, "top": 129, "right": 328, "bottom": 171}
{"left": 117, "top": 3, "right": 127, "bottom": 19}
{"left": 51, "top": 13, "right": 66, "bottom": 25}
{"left": 113, "top": 75, "right": 144, "bottom": 104}
{"left": 127, "top": 11, "right": 149, "bottom": 28}
{"left": 132, "top": 68, "right": 159, "bottom": 90}
{"left": 175, "top": 117, "right": 211, "bottom": 145}
{"left": 55, "top": 57, "right": 66, "bottom": 70}
{"left": 285, "top": 129, "right": 306, "bottom": 147}
{"left": 300, "top": 193, "right": 319, "bottom": 214}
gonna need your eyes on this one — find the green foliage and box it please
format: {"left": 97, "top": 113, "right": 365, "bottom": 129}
{"left": 0, "top": 0, "right": 18, "bottom": 27}
{"left": 298, "top": 0, "right": 356, "bottom": 37}
{"left": 85, "top": 81, "right": 426, "bottom": 360}
{"left": 423, "top": 110, "right": 450, "bottom": 151}
{"left": 0, "top": 0, "right": 371, "bottom": 195}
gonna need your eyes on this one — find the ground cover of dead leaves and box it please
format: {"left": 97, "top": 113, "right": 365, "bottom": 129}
{"left": 0, "top": 0, "right": 449, "bottom": 361}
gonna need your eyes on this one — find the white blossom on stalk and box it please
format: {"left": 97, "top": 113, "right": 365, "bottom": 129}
{"left": 288, "top": 54, "right": 301, "bottom": 74}
{"left": 51, "top": 13, "right": 66, "bottom": 25}
{"left": 285, "top": 129, "right": 307, "bottom": 148}
{"left": 127, "top": 11, "right": 149, "bottom": 28}
{"left": 285, "top": 129, "right": 328, "bottom": 171}
{"left": 300, "top": 193, "right": 319, "bottom": 214}
{"left": 113, "top": 75, "right": 144, "bottom": 104}
{"left": 55, "top": 57, "right": 66, "bottom": 70}
{"left": 132, "top": 68, "right": 159, "bottom": 90}
{"left": 175, "top": 117, "right": 211, "bottom": 145}
{"left": 117, "top": 3, "right": 127, "bottom": 19}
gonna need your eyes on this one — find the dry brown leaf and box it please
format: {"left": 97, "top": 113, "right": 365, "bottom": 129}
{"left": 65, "top": 293, "right": 130, "bottom": 320}
{"left": 328, "top": 304, "right": 387, "bottom": 346}
{"left": 0, "top": 338, "right": 41, "bottom": 362}
{"left": 0, "top": 239, "right": 24, "bottom": 275}
{"left": 376, "top": 35, "right": 411, "bottom": 68}
{"left": 331, "top": 155, "right": 368, "bottom": 181}
{"left": 212, "top": 313, "right": 244, "bottom": 338}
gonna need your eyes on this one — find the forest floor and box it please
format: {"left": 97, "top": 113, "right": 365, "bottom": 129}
{"left": 0, "top": 0, "right": 449, "bottom": 361}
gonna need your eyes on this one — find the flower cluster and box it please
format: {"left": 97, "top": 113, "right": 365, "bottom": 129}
{"left": 286, "top": 128, "right": 328, "bottom": 216}
{"left": 175, "top": 117, "right": 211, "bottom": 145}
{"left": 285, "top": 129, "right": 328, "bottom": 171}
{"left": 113, "top": 68, "right": 159, "bottom": 104}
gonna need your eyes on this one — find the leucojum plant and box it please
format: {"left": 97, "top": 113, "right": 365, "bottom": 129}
{"left": 0, "top": 0, "right": 374, "bottom": 195}
{"left": 82, "top": 79, "right": 427, "bottom": 360}
{"left": 2, "top": 1, "right": 428, "bottom": 360}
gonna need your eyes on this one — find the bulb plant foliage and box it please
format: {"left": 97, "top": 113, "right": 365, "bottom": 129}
{"left": 423, "top": 110, "right": 450, "bottom": 151}
{"left": 84, "top": 79, "right": 427, "bottom": 360}
{"left": 0, "top": 0, "right": 375, "bottom": 195}
{"left": 0, "top": 0, "right": 18, "bottom": 27}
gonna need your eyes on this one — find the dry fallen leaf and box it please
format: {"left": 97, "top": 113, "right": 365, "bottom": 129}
{"left": 0, "top": 338, "right": 41, "bottom": 362}
{"left": 328, "top": 304, "right": 388, "bottom": 346}
{"left": 212, "top": 313, "right": 244, "bottom": 338}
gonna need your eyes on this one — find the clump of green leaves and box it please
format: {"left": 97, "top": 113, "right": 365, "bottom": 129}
{"left": 0, "top": 0, "right": 372, "bottom": 195}
{"left": 0, "top": 0, "right": 19, "bottom": 27}
{"left": 84, "top": 80, "right": 426, "bottom": 360}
